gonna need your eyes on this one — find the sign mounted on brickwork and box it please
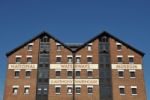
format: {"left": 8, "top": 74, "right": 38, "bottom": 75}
{"left": 8, "top": 64, "right": 37, "bottom": 69}
{"left": 50, "top": 64, "right": 98, "bottom": 69}
{"left": 111, "top": 64, "right": 142, "bottom": 69}
{"left": 49, "top": 79, "right": 99, "bottom": 85}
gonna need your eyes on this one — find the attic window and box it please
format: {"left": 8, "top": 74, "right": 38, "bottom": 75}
{"left": 100, "top": 36, "right": 108, "bottom": 42}
{"left": 41, "top": 36, "right": 49, "bottom": 42}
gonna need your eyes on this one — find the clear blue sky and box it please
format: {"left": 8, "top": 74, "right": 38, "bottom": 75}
{"left": 0, "top": 0, "right": 150, "bottom": 100}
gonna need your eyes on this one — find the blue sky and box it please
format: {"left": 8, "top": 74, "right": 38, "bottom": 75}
{"left": 0, "top": 0, "right": 150, "bottom": 100}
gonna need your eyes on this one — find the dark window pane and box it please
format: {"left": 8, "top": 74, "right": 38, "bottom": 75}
{"left": 56, "top": 71, "right": 60, "bottom": 77}
{"left": 87, "top": 71, "right": 92, "bottom": 77}
{"left": 56, "top": 87, "right": 60, "bottom": 93}
{"left": 88, "top": 87, "right": 93, "bottom": 94}
{"left": 132, "top": 88, "right": 137, "bottom": 94}
{"left": 15, "top": 71, "right": 19, "bottom": 77}
{"left": 120, "top": 88, "right": 125, "bottom": 94}
{"left": 130, "top": 72, "right": 136, "bottom": 77}
{"left": 76, "top": 87, "right": 81, "bottom": 93}
{"left": 76, "top": 71, "right": 80, "bottom": 77}
{"left": 118, "top": 71, "right": 124, "bottom": 77}
{"left": 26, "top": 71, "right": 31, "bottom": 77}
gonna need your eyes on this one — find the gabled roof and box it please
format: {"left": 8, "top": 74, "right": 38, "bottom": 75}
{"left": 6, "top": 31, "right": 72, "bottom": 57}
{"left": 75, "top": 31, "right": 145, "bottom": 56}
{"left": 6, "top": 31, "right": 145, "bottom": 57}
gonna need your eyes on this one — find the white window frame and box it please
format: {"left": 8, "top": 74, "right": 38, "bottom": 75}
{"left": 27, "top": 43, "right": 34, "bottom": 51}
{"left": 14, "top": 69, "right": 20, "bottom": 78}
{"left": 15, "top": 55, "right": 22, "bottom": 64}
{"left": 87, "top": 85, "right": 93, "bottom": 94}
{"left": 24, "top": 85, "right": 30, "bottom": 94}
{"left": 128, "top": 55, "right": 134, "bottom": 64}
{"left": 117, "top": 55, "right": 123, "bottom": 64}
{"left": 75, "top": 85, "right": 81, "bottom": 94}
{"left": 25, "top": 69, "right": 32, "bottom": 78}
{"left": 119, "top": 86, "right": 125, "bottom": 95}
{"left": 118, "top": 69, "right": 124, "bottom": 78}
{"left": 55, "top": 85, "right": 61, "bottom": 94}
{"left": 131, "top": 86, "right": 137, "bottom": 96}
{"left": 129, "top": 70, "right": 136, "bottom": 78}
{"left": 67, "top": 85, "right": 73, "bottom": 94}
{"left": 12, "top": 85, "right": 19, "bottom": 95}
{"left": 116, "top": 42, "right": 122, "bottom": 51}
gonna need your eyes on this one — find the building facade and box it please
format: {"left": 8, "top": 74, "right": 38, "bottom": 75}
{"left": 4, "top": 31, "right": 147, "bottom": 100}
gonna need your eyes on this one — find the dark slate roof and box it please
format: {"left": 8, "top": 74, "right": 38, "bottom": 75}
{"left": 6, "top": 31, "right": 145, "bottom": 57}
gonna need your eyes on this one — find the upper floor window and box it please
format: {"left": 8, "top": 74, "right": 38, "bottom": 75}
{"left": 24, "top": 86, "right": 30, "bottom": 94}
{"left": 27, "top": 57, "right": 32, "bottom": 64}
{"left": 87, "top": 70, "right": 93, "bottom": 78}
{"left": 117, "top": 55, "right": 123, "bottom": 64}
{"left": 76, "top": 70, "right": 80, "bottom": 78}
{"left": 67, "top": 71, "right": 72, "bottom": 78}
{"left": 116, "top": 43, "right": 122, "bottom": 51}
{"left": 26, "top": 70, "right": 31, "bottom": 78}
{"left": 76, "top": 57, "right": 81, "bottom": 63}
{"left": 55, "top": 86, "right": 61, "bottom": 94}
{"left": 67, "top": 86, "right": 73, "bottom": 94}
{"left": 56, "top": 70, "right": 61, "bottom": 78}
{"left": 129, "top": 70, "right": 136, "bottom": 78}
{"left": 56, "top": 56, "right": 61, "bottom": 63}
{"left": 87, "top": 86, "right": 93, "bottom": 94}
{"left": 14, "top": 70, "right": 20, "bottom": 78}
{"left": 118, "top": 70, "right": 124, "bottom": 78}
{"left": 16, "top": 56, "right": 21, "bottom": 64}
{"left": 100, "top": 36, "right": 108, "bottom": 42}
{"left": 87, "top": 56, "right": 92, "bottom": 63}
{"left": 41, "top": 36, "right": 49, "bottom": 42}
{"left": 28, "top": 45, "right": 33, "bottom": 51}
{"left": 56, "top": 45, "right": 61, "bottom": 51}
{"left": 119, "top": 86, "right": 125, "bottom": 95}
{"left": 12, "top": 86, "right": 19, "bottom": 95}
{"left": 128, "top": 56, "right": 134, "bottom": 64}
{"left": 67, "top": 57, "right": 73, "bottom": 63}
{"left": 131, "top": 86, "right": 137, "bottom": 95}
{"left": 76, "top": 86, "right": 81, "bottom": 94}
{"left": 87, "top": 43, "right": 92, "bottom": 51}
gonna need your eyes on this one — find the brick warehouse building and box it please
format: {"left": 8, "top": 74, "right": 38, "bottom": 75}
{"left": 4, "top": 31, "right": 147, "bottom": 100}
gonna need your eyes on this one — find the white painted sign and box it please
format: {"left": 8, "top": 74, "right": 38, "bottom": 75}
{"left": 49, "top": 79, "right": 99, "bottom": 85}
{"left": 111, "top": 64, "right": 142, "bottom": 69}
{"left": 50, "top": 64, "right": 98, "bottom": 69}
{"left": 8, "top": 64, "right": 37, "bottom": 69}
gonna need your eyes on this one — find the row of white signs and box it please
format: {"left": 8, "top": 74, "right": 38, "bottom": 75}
{"left": 49, "top": 79, "right": 99, "bottom": 85}
{"left": 8, "top": 64, "right": 142, "bottom": 70}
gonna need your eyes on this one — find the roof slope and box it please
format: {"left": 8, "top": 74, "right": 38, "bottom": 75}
{"left": 6, "top": 31, "right": 145, "bottom": 57}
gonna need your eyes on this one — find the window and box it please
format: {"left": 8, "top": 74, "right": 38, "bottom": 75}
{"left": 24, "top": 87, "right": 30, "bottom": 94}
{"left": 14, "top": 70, "right": 20, "bottom": 77}
{"left": 117, "top": 44, "right": 122, "bottom": 51}
{"left": 130, "top": 70, "right": 136, "bottom": 78}
{"left": 67, "top": 86, "right": 72, "bottom": 94}
{"left": 87, "top": 45, "right": 92, "bottom": 51}
{"left": 55, "top": 87, "right": 61, "bottom": 94}
{"left": 26, "top": 71, "right": 31, "bottom": 77}
{"left": 56, "top": 57, "right": 61, "bottom": 63}
{"left": 117, "top": 57, "right": 123, "bottom": 63}
{"left": 131, "top": 86, "right": 137, "bottom": 95}
{"left": 16, "top": 57, "right": 21, "bottom": 64}
{"left": 129, "top": 57, "right": 134, "bottom": 64}
{"left": 57, "top": 45, "right": 61, "bottom": 51}
{"left": 27, "top": 57, "right": 32, "bottom": 64}
{"left": 43, "top": 88, "right": 48, "bottom": 95}
{"left": 87, "top": 57, "right": 92, "bottom": 63}
{"left": 76, "top": 71, "right": 80, "bottom": 78}
{"left": 37, "top": 88, "right": 42, "bottom": 94}
{"left": 119, "top": 86, "right": 125, "bottom": 95}
{"left": 56, "top": 71, "right": 60, "bottom": 77}
{"left": 87, "top": 71, "right": 93, "bottom": 77}
{"left": 88, "top": 87, "right": 93, "bottom": 94}
{"left": 67, "top": 57, "right": 72, "bottom": 63}
{"left": 76, "top": 87, "right": 81, "bottom": 94}
{"left": 41, "top": 36, "right": 49, "bottom": 42}
{"left": 118, "top": 70, "right": 124, "bottom": 78}
{"left": 67, "top": 71, "right": 72, "bottom": 77}
{"left": 76, "top": 57, "right": 81, "bottom": 63}
{"left": 28, "top": 45, "right": 33, "bottom": 51}
{"left": 13, "top": 87, "right": 18, "bottom": 95}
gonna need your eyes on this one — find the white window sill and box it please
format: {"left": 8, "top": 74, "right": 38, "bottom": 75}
{"left": 24, "top": 93, "right": 29, "bottom": 95}
{"left": 130, "top": 77, "right": 136, "bottom": 79}
{"left": 132, "top": 94, "right": 137, "bottom": 96}
{"left": 120, "top": 94, "right": 126, "bottom": 96}
{"left": 67, "top": 93, "right": 72, "bottom": 95}
{"left": 27, "top": 50, "right": 32, "bottom": 51}
{"left": 56, "top": 93, "right": 61, "bottom": 95}
{"left": 88, "top": 93, "right": 93, "bottom": 95}
{"left": 118, "top": 77, "right": 124, "bottom": 78}
{"left": 14, "top": 77, "right": 19, "bottom": 79}
{"left": 76, "top": 93, "right": 81, "bottom": 95}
